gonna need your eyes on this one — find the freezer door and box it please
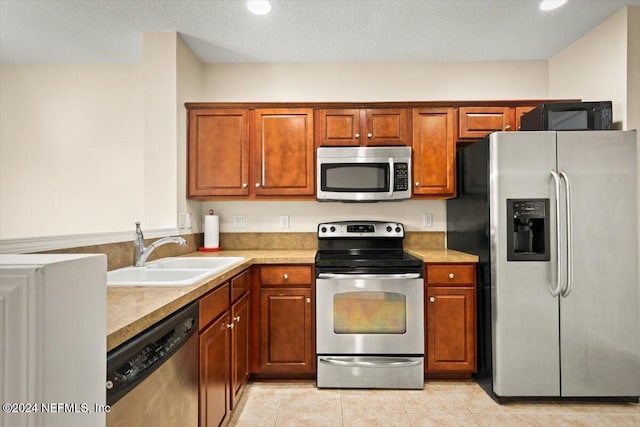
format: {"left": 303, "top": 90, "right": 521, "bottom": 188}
{"left": 557, "top": 130, "right": 640, "bottom": 397}
{"left": 490, "top": 132, "right": 561, "bottom": 397}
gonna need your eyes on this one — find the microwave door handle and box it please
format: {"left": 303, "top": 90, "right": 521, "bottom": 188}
{"left": 388, "top": 157, "right": 395, "bottom": 197}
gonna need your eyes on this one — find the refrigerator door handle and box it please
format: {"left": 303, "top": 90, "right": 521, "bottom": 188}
{"left": 550, "top": 170, "right": 563, "bottom": 297}
{"left": 559, "top": 170, "right": 574, "bottom": 297}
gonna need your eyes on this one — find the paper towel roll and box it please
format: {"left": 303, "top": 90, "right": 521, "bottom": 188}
{"left": 204, "top": 213, "right": 220, "bottom": 249}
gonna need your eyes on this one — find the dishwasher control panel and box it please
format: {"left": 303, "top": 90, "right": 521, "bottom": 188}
{"left": 106, "top": 302, "right": 198, "bottom": 406}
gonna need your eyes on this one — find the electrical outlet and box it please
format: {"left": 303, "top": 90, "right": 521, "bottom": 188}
{"left": 280, "top": 215, "right": 290, "bottom": 229}
{"left": 423, "top": 213, "right": 433, "bottom": 227}
{"left": 232, "top": 215, "right": 246, "bottom": 228}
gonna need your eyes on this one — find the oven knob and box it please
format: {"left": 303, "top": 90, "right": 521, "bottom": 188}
{"left": 330, "top": 226, "right": 336, "bottom": 232}
{"left": 321, "top": 227, "right": 327, "bottom": 233}
{"left": 395, "top": 226, "right": 401, "bottom": 233}
{"left": 386, "top": 226, "right": 392, "bottom": 232}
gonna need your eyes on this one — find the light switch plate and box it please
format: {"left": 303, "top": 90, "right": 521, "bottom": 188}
{"left": 280, "top": 215, "right": 290, "bottom": 229}
{"left": 423, "top": 213, "right": 433, "bottom": 227}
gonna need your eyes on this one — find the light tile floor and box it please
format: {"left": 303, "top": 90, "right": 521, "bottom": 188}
{"left": 227, "top": 380, "right": 640, "bottom": 427}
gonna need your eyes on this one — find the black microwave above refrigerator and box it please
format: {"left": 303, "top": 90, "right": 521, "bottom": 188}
{"left": 520, "top": 101, "right": 613, "bottom": 131}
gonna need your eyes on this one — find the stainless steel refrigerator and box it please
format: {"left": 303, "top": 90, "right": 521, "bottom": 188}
{"left": 447, "top": 130, "right": 640, "bottom": 401}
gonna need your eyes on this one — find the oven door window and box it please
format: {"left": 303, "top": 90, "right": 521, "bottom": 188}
{"left": 321, "top": 163, "right": 389, "bottom": 193}
{"left": 333, "top": 291, "right": 406, "bottom": 334}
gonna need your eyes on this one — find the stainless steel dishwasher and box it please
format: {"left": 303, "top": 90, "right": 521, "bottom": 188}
{"left": 106, "top": 301, "right": 199, "bottom": 426}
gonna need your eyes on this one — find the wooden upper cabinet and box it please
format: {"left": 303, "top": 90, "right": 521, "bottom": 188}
{"left": 254, "top": 109, "right": 315, "bottom": 196}
{"left": 412, "top": 108, "right": 457, "bottom": 197}
{"left": 315, "top": 108, "right": 410, "bottom": 146}
{"left": 188, "top": 109, "right": 250, "bottom": 198}
{"left": 458, "top": 106, "right": 513, "bottom": 139}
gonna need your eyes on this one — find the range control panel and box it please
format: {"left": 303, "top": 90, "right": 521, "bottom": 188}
{"left": 318, "top": 221, "right": 404, "bottom": 238}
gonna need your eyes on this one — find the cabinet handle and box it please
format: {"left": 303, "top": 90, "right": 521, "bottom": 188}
{"left": 367, "top": 132, "right": 373, "bottom": 138}
{"left": 429, "top": 297, "right": 436, "bottom": 303}
{"left": 449, "top": 273, "right": 455, "bottom": 279}
{"left": 415, "top": 182, "right": 420, "bottom": 187}
{"left": 227, "top": 323, "right": 234, "bottom": 329}
{"left": 234, "top": 315, "right": 241, "bottom": 323}
{"left": 354, "top": 133, "right": 360, "bottom": 138}
{"left": 505, "top": 125, "right": 512, "bottom": 130}
{"left": 255, "top": 183, "right": 261, "bottom": 188}
{"left": 242, "top": 183, "right": 248, "bottom": 188}
{"left": 306, "top": 297, "right": 311, "bottom": 303}
{"left": 283, "top": 273, "right": 289, "bottom": 280}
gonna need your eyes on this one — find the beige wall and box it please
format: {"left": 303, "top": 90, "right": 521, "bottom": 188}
{"left": 202, "top": 61, "right": 548, "bottom": 102}
{"left": 177, "top": 35, "right": 205, "bottom": 234}
{"left": 199, "top": 61, "right": 549, "bottom": 233}
{"left": 0, "top": 33, "right": 185, "bottom": 249}
{"left": 549, "top": 7, "right": 629, "bottom": 129}
{"left": 0, "top": 63, "right": 144, "bottom": 240}
{"left": 628, "top": 6, "right": 640, "bottom": 132}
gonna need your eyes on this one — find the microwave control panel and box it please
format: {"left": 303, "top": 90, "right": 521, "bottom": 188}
{"left": 394, "top": 163, "right": 409, "bottom": 191}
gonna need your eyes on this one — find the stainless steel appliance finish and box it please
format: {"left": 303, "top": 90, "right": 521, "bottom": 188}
{"left": 447, "top": 130, "right": 639, "bottom": 401}
{"left": 317, "top": 146, "right": 412, "bottom": 201}
{"left": 106, "top": 302, "right": 199, "bottom": 426}
{"left": 315, "top": 221, "right": 424, "bottom": 389}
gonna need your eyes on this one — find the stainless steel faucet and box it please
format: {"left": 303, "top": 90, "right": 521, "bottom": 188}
{"left": 133, "top": 222, "right": 187, "bottom": 267}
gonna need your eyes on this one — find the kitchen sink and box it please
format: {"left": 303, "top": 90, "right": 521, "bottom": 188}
{"left": 146, "top": 257, "right": 245, "bottom": 270}
{"left": 107, "top": 257, "right": 245, "bottom": 287}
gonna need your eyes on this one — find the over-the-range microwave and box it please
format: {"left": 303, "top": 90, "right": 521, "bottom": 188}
{"left": 316, "top": 146, "right": 412, "bottom": 202}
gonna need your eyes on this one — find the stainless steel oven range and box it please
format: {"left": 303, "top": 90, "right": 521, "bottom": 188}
{"left": 315, "top": 221, "right": 424, "bottom": 389}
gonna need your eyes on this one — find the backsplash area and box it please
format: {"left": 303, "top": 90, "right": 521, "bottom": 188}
{"left": 38, "top": 231, "right": 444, "bottom": 271}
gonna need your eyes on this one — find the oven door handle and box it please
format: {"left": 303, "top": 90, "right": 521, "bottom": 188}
{"left": 317, "top": 273, "right": 421, "bottom": 280}
{"left": 319, "top": 357, "right": 422, "bottom": 368}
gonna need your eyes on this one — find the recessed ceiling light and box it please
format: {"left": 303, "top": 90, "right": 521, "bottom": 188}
{"left": 539, "top": 0, "right": 568, "bottom": 11}
{"left": 247, "top": 0, "right": 272, "bottom": 15}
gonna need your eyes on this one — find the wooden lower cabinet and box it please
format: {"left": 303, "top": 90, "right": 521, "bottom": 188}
{"left": 230, "top": 293, "right": 250, "bottom": 409}
{"left": 426, "top": 287, "right": 476, "bottom": 372}
{"left": 259, "top": 287, "right": 314, "bottom": 374}
{"left": 199, "top": 312, "right": 231, "bottom": 427}
{"left": 425, "top": 264, "right": 477, "bottom": 374}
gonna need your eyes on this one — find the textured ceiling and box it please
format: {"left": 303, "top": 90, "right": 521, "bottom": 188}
{"left": 1, "top": 0, "right": 639, "bottom": 64}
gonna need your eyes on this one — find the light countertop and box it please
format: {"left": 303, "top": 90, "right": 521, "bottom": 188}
{"left": 107, "top": 248, "right": 478, "bottom": 352}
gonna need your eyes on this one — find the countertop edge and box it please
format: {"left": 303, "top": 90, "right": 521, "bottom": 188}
{"left": 107, "top": 248, "right": 478, "bottom": 351}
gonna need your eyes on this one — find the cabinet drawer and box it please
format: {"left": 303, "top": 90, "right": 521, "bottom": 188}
{"left": 260, "top": 266, "right": 312, "bottom": 286}
{"left": 199, "top": 282, "right": 230, "bottom": 330}
{"left": 231, "top": 269, "right": 250, "bottom": 303}
{"left": 426, "top": 264, "right": 475, "bottom": 285}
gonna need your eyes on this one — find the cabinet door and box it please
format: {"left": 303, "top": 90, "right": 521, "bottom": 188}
{"left": 188, "top": 109, "right": 250, "bottom": 198}
{"left": 458, "top": 106, "right": 513, "bottom": 139}
{"left": 365, "top": 108, "right": 410, "bottom": 146}
{"left": 200, "top": 313, "right": 231, "bottom": 427}
{"left": 230, "top": 293, "right": 250, "bottom": 410}
{"left": 426, "top": 287, "right": 476, "bottom": 372}
{"left": 412, "top": 108, "right": 456, "bottom": 197}
{"left": 254, "top": 109, "right": 315, "bottom": 196}
{"left": 260, "top": 288, "right": 314, "bottom": 373}
{"left": 315, "top": 109, "right": 361, "bottom": 146}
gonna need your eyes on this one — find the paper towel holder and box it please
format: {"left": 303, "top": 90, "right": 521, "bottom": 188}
{"left": 199, "top": 209, "right": 222, "bottom": 252}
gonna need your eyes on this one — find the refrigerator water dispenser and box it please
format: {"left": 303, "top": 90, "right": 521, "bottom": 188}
{"left": 507, "top": 199, "right": 550, "bottom": 261}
